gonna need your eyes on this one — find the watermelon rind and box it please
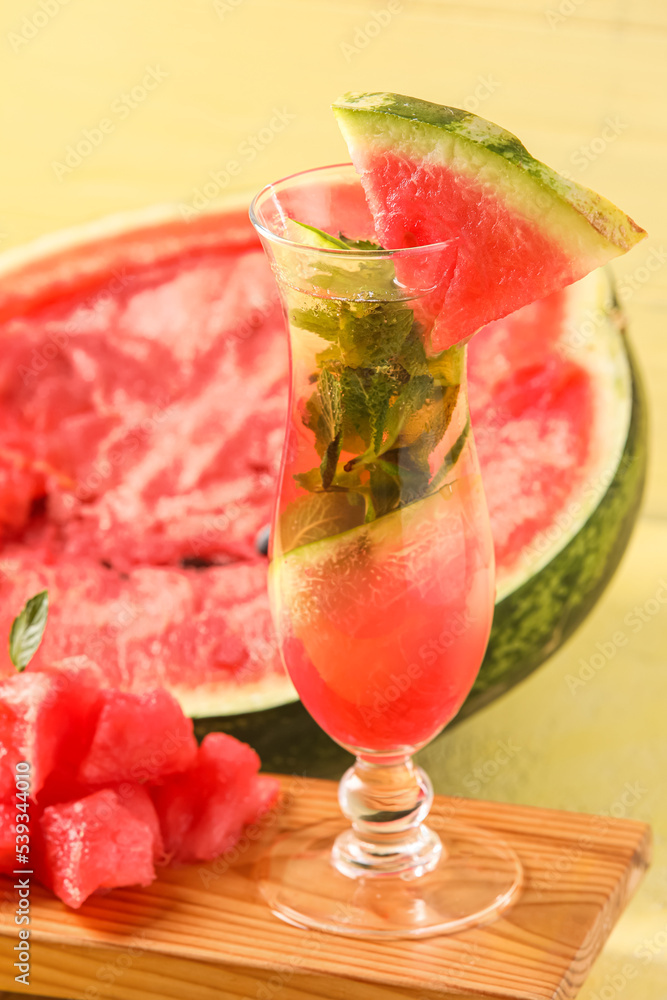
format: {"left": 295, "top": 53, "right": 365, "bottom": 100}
{"left": 332, "top": 92, "right": 646, "bottom": 258}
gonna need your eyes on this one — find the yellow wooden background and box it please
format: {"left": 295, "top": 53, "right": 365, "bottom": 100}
{"left": 1, "top": 1, "right": 666, "bottom": 997}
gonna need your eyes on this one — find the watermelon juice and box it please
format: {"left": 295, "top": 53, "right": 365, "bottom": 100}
{"left": 270, "top": 459, "right": 495, "bottom": 752}
{"left": 252, "top": 203, "right": 496, "bottom": 752}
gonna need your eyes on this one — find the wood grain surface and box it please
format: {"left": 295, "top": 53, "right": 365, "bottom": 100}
{"left": 0, "top": 776, "right": 651, "bottom": 1000}
{"left": 0, "top": 1, "right": 665, "bottom": 997}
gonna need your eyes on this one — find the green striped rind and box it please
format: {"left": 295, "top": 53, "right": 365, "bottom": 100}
{"left": 459, "top": 335, "right": 647, "bottom": 720}
{"left": 332, "top": 92, "right": 646, "bottom": 256}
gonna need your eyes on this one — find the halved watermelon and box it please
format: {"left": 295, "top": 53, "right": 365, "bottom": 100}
{"left": 0, "top": 201, "right": 646, "bottom": 775}
{"left": 332, "top": 92, "right": 646, "bottom": 349}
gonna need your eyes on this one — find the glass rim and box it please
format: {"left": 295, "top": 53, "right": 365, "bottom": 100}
{"left": 249, "top": 162, "right": 453, "bottom": 258}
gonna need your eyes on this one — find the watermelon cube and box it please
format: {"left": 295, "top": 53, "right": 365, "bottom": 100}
{"left": 106, "top": 783, "right": 164, "bottom": 862}
{"left": 40, "top": 789, "right": 156, "bottom": 908}
{"left": 0, "top": 668, "right": 102, "bottom": 800}
{"left": 151, "top": 732, "right": 279, "bottom": 864}
{"left": 77, "top": 688, "right": 197, "bottom": 785}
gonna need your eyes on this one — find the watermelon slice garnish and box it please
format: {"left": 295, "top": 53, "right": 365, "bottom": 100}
{"left": 332, "top": 92, "right": 646, "bottom": 349}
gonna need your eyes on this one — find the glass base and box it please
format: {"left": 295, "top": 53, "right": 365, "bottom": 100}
{"left": 257, "top": 817, "right": 523, "bottom": 939}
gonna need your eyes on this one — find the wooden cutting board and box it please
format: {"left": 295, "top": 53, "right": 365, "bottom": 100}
{"left": 0, "top": 775, "right": 651, "bottom": 1000}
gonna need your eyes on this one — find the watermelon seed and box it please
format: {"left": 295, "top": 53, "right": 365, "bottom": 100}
{"left": 255, "top": 525, "right": 271, "bottom": 556}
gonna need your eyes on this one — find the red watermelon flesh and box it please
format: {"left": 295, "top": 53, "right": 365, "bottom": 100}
{"left": 151, "top": 732, "right": 279, "bottom": 864}
{"left": 0, "top": 248, "right": 286, "bottom": 558}
{"left": 467, "top": 291, "right": 594, "bottom": 571}
{"left": 0, "top": 659, "right": 277, "bottom": 905}
{"left": 0, "top": 549, "right": 280, "bottom": 710}
{"left": 343, "top": 148, "right": 580, "bottom": 346}
{"left": 0, "top": 669, "right": 102, "bottom": 800}
{"left": 40, "top": 789, "right": 156, "bottom": 908}
{"left": 77, "top": 688, "right": 197, "bottom": 785}
{"left": 0, "top": 802, "right": 15, "bottom": 872}
{"left": 0, "top": 206, "right": 603, "bottom": 714}
{"left": 105, "top": 782, "right": 165, "bottom": 861}
{"left": 332, "top": 94, "right": 645, "bottom": 350}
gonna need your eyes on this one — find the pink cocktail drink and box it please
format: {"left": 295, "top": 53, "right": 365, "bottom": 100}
{"left": 251, "top": 166, "right": 519, "bottom": 938}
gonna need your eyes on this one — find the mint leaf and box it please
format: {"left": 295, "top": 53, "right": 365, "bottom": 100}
{"left": 345, "top": 301, "right": 414, "bottom": 365}
{"left": 9, "top": 590, "right": 49, "bottom": 672}
{"left": 340, "top": 365, "right": 394, "bottom": 454}
{"left": 286, "top": 218, "right": 384, "bottom": 253}
{"left": 338, "top": 234, "right": 383, "bottom": 250}
{"left": 430, "top": 418, "right": 471, "bottom": 491}
{"left": 278, "top": 491, "right": 365, "bottom": 552}
{"left": 377, "top": 447, "right": 433, "bottom": 507}
{"left": 288, "top": 220, "right": 351, "bottom": 250}
{"left": 396, "top": 326, "right": 430, "bottom": 377}
{"left": 368, "top": 464, "right": 400, "bottom": 517}
{"left": 320, "top": 430, "right": 342, "bottom": 489}
{"left": 427, "top": 344, "right": 466, "bottom": 386}
{"left": 396, "top": 384, "right": 460, "bottom": 463}
{"left": 380, "top": 373, "right": 434, "bottom": 450}
{"left": 291, "top": 300, "right": 345, "bottom": 344}
{"left": 318, "top": 365, "right": 343, "bottom": 443}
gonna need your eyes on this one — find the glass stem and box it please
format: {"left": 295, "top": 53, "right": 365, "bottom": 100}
{"left": 333, "top": 755, "right": 443, "bottom": 879}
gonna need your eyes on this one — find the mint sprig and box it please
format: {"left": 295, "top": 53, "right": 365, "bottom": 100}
{"left": 282, "top": 218, "right": 468, "bottom": 543}
{"left": 287, "top": 219, "right": 382, "bottom": 253}
{"left": 9, "top": 590, "right": 49, "bottom": 672}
